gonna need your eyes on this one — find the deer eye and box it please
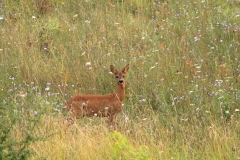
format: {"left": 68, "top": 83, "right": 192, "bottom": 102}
{"left": 115, "top": 76, "right": 119, "bottom": 78}
{"left": 122, "top": 75, "right": 125, "bottom": 78}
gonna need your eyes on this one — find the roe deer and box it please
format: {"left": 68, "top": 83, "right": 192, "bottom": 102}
{"left": 65, "top": 64, "right": 130, "bottom": 127}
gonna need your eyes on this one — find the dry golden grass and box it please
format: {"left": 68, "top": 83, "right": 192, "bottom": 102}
{"left": 1, "top": 0, "right": 240, "bottom": 159}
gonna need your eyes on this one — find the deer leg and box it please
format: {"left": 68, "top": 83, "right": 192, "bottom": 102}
{"left": 109, "top": 114, "right": 117, "bottom": 127}
{"left": 66, "top": 101, "right": 85, "bottom": 125}
{"left": 108, "top": 102, "right": 122, "bottom": 127}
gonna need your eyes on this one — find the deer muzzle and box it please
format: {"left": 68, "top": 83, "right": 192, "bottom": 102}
{"left": 118, "top": 79, "right": 124, "bottom": 84}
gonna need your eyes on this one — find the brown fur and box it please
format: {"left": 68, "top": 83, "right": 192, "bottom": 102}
{"left": 65, "top": 64, "right": 129, "bottom": 127}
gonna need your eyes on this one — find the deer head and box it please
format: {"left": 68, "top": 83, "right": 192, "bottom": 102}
{"left": 110, "top": 64, "right": 129, "bottom": 86}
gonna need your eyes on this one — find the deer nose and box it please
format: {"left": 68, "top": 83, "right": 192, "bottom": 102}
{"left": 119, "top": 80, "right": 124, "bottom": 84}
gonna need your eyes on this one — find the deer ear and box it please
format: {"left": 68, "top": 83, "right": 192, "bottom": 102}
{"left": 110, "top": 65, "right": 118, "bottom": 75}
{"left": 121, "top": 64, "right": 129, "bottom": 74}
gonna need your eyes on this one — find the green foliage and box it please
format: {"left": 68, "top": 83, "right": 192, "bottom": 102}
{"left": 0, "top": 84, "right": 54, "bottom": 160}
{"left": 109, "top": 132, "right": 149, "bottom": 160}
{"left": 0, "top": 102, "right": 34, "bottom": 160}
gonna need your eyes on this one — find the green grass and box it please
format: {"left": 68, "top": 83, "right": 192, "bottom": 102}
{"left": 0, "top": 0, "right": 240, "bottom": 159}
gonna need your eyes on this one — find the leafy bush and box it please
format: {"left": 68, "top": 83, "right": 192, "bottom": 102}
{"left": 109, "top": 132, "right": 149, "bottom": 160}
{"left": 0, "top": 94, "right": 48, "bottom": 160}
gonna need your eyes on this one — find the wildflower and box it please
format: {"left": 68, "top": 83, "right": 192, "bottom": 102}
{"left": 139, "top": 99, "right": 146, "bottom": 103}
{"left": 88, "top": 66, "right": 92, "bottom": 70}
{"left": 150, "top": 66, "right": 155, "bottom": 70}
{"left": 16, "top": 92, "right": 27, "bottom": 98}
{"left": 125, "top": 116, "right": 129, "bottom": 122}
{"left": 194, "top": 36, "right": 200, "bottom": 41}
{"left": 181, "top": 118, "right": 189, "bottom": 121}
{"left": 34, "top": 111, "right": 38, "bottom": 115}
{"left": 85, "top": 20, "right": 90, "bottom": 24}
{"left": 73, "top": 14, "right": 78, "bottom": 18}
{"left": 85, "top": 62, "right": 91, "bottom": 66}
{"left": 225, "top": 110, "right": 230, "bottom": 114}
{"left": 9, "top": 76, "right": 15, "bottom": 81}
{"left": 8, "top": 89, "right": 13, "bottom": 92}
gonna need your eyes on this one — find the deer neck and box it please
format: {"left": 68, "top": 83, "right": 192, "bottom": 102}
{"left": 115, "top": 84, "right": 125, "bottom": 101}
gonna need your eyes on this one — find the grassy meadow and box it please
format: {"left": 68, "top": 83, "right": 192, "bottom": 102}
{"left": 0, "top": 0, "right": 240, "bottom": 159}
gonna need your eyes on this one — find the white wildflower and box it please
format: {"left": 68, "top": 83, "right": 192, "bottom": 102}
{"left": 85, "top": 62, "right": 91, "bottom": 66}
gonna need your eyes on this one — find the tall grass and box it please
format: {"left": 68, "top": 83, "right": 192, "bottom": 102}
{"left": 0, "top": 0, "right": 240, "bottom": 159}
